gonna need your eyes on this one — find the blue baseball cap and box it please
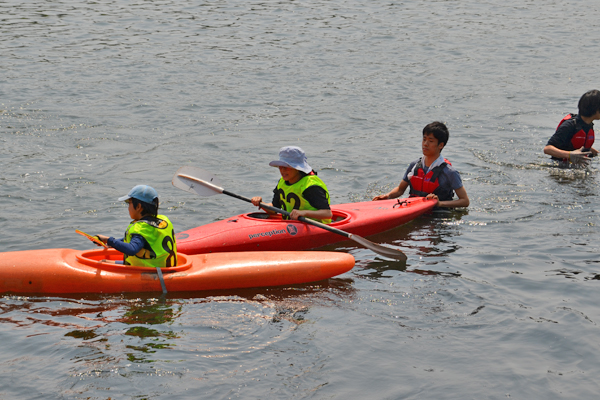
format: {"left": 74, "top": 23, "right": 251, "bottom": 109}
{"left": 268, "top": 146, "right": 312, "bottom": 174}
{"left": 118, "top": 185, "right": 158, "bottom": 204}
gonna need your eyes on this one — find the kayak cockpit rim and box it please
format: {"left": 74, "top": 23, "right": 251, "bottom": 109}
{"left": 75, "top": 249, "right": 193, "bottom": 273}
{"left": 243, "top": 210, "right": 351, "bottom": 224}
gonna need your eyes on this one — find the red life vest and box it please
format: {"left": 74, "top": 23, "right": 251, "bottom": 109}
{"left": 557, "top": 114, "right": 595, "bottom": 149}
{"left": 408, "top": 158, "right": 453, "bottom": 200}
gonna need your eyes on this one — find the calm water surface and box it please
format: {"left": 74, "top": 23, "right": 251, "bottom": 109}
{"left": 2, "top": 0, "right": 600, "bottom": 398}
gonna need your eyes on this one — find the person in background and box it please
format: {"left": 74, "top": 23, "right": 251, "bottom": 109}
{"left": 543, "top": 89, "right": 600, "bottom": 167}
{"left": 251, "top": 146, "right": 332, "bottom": 223}
{"left": 373, "top": 121, "right": 469, "bottom": 208}
{"left": 95, "top": 185, "right": 177, "bottom": 267}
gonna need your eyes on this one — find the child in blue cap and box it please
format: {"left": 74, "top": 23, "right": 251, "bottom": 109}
{"left": 251, "top": 146, "right": 333, "bottom": 224}
{"left": 95, "top": 185, "right": 178, "bottom": 268}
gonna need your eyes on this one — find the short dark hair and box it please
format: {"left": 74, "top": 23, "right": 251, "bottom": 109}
{"left": 423, "top": 121, "right": 449, "bottom": 147}
{"left": 578, "top": 90, "right": 600, "bottom": 117}
{"left": 131, "top": 197, "right": 159, "bottom": 217}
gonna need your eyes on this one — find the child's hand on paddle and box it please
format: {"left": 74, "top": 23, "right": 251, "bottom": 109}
{"left": 94, "top": 235, "right": 109, "bottom": 246}
{"left": 251, "top": 197, "right": 263, "bottom": 207}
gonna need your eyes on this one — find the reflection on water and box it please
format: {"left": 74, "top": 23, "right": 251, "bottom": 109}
{"left": 1, "top": 277, "right": 358, "bottom": 356}
{"left": 355, "top": 256, "right": 462, "bottom": 280}
{"left": 355, "top": 258, "right": 407, "bottom": 280}
{"left": 317, "top": 210, "right": 467, "bottom": 281}
{"left": 125, "top": 326, "right": 179, "bottom": 363}
{"left": 120, "top": 299, "right": 180, "bottom": 325}
{"left": 362, "top": 210, "right": 467, "bottom": 259}
{"left": 65, "top": 329, "right": 99, "bottom": 340}
{"left": 50, "top": 298, "right": 183, "bottom": 365}
{"left": 1, "top": 279, "right": 359, "bottom": 396}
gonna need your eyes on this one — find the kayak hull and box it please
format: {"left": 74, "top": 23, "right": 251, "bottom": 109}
{"left": 0, "top": 248, "right": 355, "bottom": 294}
{"left": 176, "top": 198, "right": 436, "bottom": 254}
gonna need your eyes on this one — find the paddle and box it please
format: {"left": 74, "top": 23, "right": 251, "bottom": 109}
{"left": 172, "top": 166, "right": 407, "bottom": 261}
{"left": 75, "top": 229, "right": 168, "bottom": 294}
{"left": 76, "top": 229, "right": 108, "bottom": 248}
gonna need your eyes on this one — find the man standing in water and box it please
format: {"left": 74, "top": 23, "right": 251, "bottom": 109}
{"left": 543, "top": 90, "right": 600, "bottom": 167}
{"left": 373, "top": 121, "right": 469, "bottom": 208}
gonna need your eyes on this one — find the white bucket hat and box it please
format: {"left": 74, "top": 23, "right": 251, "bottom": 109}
{"left": 268, "top": 146, "right": 312, "bottom": 174}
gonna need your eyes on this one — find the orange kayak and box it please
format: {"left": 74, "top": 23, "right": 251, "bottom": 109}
{"left": 0, "top": 248, "right": 355, "bottom": 294}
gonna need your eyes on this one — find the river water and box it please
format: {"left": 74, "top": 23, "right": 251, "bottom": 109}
{"left": 2, "top": 0, "right": 600, "bottom": 398}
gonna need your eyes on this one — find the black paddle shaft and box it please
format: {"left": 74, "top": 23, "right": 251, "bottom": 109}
{"left": 221, "top": 189, "right": 352, "bottom": 239}
{"left": 177, "top": 173, "right": 405, "bottom": 260}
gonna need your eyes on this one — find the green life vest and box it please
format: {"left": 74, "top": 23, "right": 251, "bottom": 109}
{"left": 123, "top": 215, "right": 177, "bottom": 268}
{"left": 275, "top": 175, "right": 331, "bottom": 224}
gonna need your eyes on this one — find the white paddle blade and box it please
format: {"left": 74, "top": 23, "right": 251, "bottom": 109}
{"left": 172, "top": 166, "right": 223, "bottom": 197}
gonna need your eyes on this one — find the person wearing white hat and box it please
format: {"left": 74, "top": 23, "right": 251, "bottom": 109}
{"left": 251, "top": 146, "right": 332, "bottom": 224}
{"left": 94, "top": 185, "right": 178, "bottom": 268}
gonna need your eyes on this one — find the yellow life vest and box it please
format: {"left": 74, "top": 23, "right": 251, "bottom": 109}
{"left": 124, "top": 215, "right": 177, "bottom": 268}
{"left": 275, "top": 175, "right": 331, "bottom": 224}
